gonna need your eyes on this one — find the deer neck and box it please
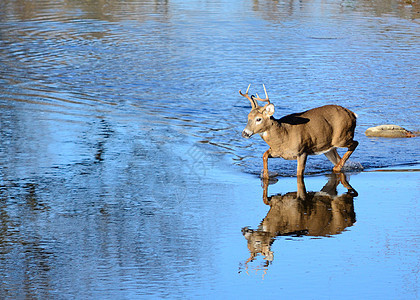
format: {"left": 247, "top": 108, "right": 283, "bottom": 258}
{"left": 259, "top": 118, "right": 285, "bottom": 146}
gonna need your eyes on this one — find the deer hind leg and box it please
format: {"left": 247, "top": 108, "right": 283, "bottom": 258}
{"left": 338, "top": 173, "right": 358, "bottom": 196}
{"left": 324, "top": 148, "right": 341, "bottom": 166}
{"left": 333, "top": 141, "right": 359, "bottom": 173}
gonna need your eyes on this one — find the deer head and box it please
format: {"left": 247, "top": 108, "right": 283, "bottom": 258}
{"left": 239, "top": 84, "right": 275, "bottom": 138}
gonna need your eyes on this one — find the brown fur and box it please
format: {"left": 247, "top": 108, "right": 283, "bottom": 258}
{"left": 243, "top": 104, "right": 358, "bottom": 177}
{"left": 242, "top": 174, "right": 357, "bottom": 267}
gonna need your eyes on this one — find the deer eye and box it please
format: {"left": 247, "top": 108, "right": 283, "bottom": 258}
{"left": 256, "top": 117, "right": 262, "bottom": 123}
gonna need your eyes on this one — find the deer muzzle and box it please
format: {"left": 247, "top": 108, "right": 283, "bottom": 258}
{"left": 242, "top": 128, "right": 253, "bottom": 138}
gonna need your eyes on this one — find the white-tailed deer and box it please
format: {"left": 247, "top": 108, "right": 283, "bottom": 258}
{"left": 239, "top": 84, "right": 358, "bottom": 178}
{"left": 241, "top": 173, "right": 357, "bottom": 270}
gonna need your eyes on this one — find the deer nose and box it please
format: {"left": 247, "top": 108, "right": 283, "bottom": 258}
{"left": 242, "top": 129, "right": 253, "bottom": 138}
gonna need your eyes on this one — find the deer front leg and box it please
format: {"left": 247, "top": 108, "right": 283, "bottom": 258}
{"left": 296, "top": 174, "right": 307, "bottom": 200}
{"left": 262, "top": 149, "right": 271, "bottom": 179}
{"left": 262, "top": 177, "right": 269, "bottom": 205}
{"left": 296, "top": 153, "right": 308, "bottom": 177}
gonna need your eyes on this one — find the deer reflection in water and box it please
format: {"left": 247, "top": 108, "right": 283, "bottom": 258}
{"left": 240, "top": 173, "right": 357, "bottom": 275}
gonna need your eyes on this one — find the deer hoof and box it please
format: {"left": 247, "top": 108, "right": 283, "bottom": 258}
{"left": 260, "top": 170, "right": 278, "bottom": 179}
{"left": 347, "top": 189, "right": 358, "bottom": 197}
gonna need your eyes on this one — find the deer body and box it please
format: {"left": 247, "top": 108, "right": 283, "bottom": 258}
{"left": 242, "top": 174, "right": 357, "bottom": 268}
{"left": 257, "top": 105, "right": 357, "bottom": 159}
{"left": 240, "top": 85, "right": 358, "bottom": 178}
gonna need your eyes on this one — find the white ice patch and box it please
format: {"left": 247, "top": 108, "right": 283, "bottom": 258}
{"left": 342, "top": 161, "right": 364, "bottom": 171}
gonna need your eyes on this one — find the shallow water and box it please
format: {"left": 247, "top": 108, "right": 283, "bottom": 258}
{"left": 0, "top": 0, "right": 419, "bottom": 298}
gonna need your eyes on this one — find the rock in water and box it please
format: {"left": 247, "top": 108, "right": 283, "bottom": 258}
{"left": 365, "top": 125, "right": 416, "bottom": 138}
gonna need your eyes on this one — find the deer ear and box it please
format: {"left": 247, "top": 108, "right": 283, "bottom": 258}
{"left": 264, "top": 104, "right": 275, "bottom": 117}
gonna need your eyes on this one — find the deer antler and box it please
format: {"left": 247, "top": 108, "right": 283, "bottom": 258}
{"left": 252, "top": 84, "right": 270, "bottom": 104}
{"left": 239, "top": 84, "right": 257, "bottom": 109}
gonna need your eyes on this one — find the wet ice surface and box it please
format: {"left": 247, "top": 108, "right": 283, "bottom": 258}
{"left": 0, "top": 0, "right": 419, "bottom": 298}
